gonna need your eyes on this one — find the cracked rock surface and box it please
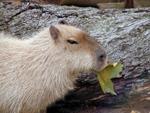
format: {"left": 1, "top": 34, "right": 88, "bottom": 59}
{"left": 0, "top": 2, "right": 150, "bottom": 113}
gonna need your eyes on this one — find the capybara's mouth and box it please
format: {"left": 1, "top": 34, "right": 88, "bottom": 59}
{"left": 92, "top": 62, "right": 108, "bottom": 73}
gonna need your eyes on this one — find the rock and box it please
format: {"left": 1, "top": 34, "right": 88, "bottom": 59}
{"left": 0, "top": 2, "right": 150, "bottom": 113}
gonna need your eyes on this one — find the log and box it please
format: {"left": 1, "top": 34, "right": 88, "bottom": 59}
{"left": 0, "top": 2, "right": 150, "bottom": 113}
{"left": 2, "top": 0, "right": 149, "bottom": 8}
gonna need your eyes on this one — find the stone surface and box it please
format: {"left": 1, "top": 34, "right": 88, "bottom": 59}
{"left": 0, "top": 2, "right": 150, "bottom": 113}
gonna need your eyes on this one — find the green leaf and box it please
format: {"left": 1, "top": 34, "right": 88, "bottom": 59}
{"left": 97, "top": 62, "right": 123, "bottom": 95}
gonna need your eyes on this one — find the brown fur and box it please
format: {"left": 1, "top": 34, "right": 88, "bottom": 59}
{"left": 0, "top": 24, "right": 107, "bottom": 113}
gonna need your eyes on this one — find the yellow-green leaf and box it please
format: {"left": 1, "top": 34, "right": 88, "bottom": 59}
{"left": 97, "top": 62, "right": 123, "bottom": 95}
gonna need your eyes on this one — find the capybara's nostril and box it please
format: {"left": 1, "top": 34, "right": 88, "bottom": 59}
{"left": 96, "top": 49, "right": 107, "bottom": 62}
{"left": 98, "top": 53, "right": 106, "bottom": 61}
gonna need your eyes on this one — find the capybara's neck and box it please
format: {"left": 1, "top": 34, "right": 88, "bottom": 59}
{"left": 19, "top": 29, "right": 75, "bottom": 103}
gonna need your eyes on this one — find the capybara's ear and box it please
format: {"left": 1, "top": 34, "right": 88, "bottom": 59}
{"left": 49, "top": 25, "right": 60, "bottom": 41}
{"left": 58, "top": 20, "right": 68, "bottom": 25}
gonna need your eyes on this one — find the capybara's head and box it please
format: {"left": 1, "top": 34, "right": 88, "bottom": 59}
{"left": 49, "top": 24, "right": 107, "bottom": 74}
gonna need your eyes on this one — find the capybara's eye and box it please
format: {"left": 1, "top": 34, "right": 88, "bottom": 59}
{"left": 67, "top": 39, "right": 79, "bottom": 44}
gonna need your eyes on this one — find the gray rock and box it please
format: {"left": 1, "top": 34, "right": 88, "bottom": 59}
{"left": 0, "top": 2, "right": 150, "bottom": 113}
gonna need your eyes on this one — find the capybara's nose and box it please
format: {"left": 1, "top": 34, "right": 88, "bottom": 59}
{"left": 96, "top": 49, "right": 107, "bottom": 62}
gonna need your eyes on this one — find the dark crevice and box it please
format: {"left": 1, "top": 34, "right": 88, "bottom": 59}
{"left": 4, "top": 3, "right": 43, "bottom": 24}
